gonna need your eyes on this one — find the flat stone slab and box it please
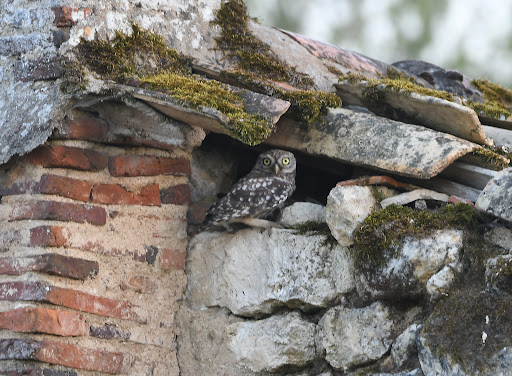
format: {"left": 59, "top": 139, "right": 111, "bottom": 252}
{"left": 381, "top": 189, "right": 450, "bottom": 208}
{"left": 476, "top": 167, "right": 512, "bottom": 223}
{"left": 336, "top": 80, "right": 493, "bottom": 145}
{"left": 266, "top": 107, "right": 480, "bottom": 179}
{"left": 110, "top": 83, "right": 291, "bottom": 141}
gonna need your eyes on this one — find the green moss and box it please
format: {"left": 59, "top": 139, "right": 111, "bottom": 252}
{"left": 59, "top": 58, "right": 89, "bottom": 93}
{"left": 339, "top": 72, "right": 454, "bottom": 102}
{"left": 139, "top": 72, "right": 272, "bottom": 145}
{"left": 212, "top": 0, "right": 341, "bottom": 124}
{"left": 222, "top": 69, "right": 341, "bottom": 124}
{"left": 469, "top": 79, "right": 512, "bottom": 119}
{"left": 470, "top": 147, "right": 510, "bottom": 170}
{"left": 70, "top": 22, "right": 273, "bottom": 146}
{"left": 422, "top": 288, "right": 512, "bottom": 372}
{"left": 212, "top": 0, "right": 313, "bottom": 89}
{"left": 76, "top": 22, "right": 191, "bottom": 81}
{"left": 294, "top": 221, "right": 338, "bottom": 249}
{"left": 352, "top": 203, "right": 477, "bottom": 271}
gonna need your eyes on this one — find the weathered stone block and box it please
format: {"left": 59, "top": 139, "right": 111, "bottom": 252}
{"left": 316, "top": 302, "right": 393, "bottom": 371}
{"left": 227, "top": 312, "right": 316, "bottom": 372}
{"left": 187, "top": 229, "right": 355, "bottom": 316}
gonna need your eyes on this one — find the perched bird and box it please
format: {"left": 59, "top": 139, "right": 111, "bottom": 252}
{"left": 201, "top": 149, "right": 296, "bottom": 230}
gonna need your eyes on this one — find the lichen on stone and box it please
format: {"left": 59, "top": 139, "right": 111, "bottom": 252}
{"left": 352, "top": 203, "right": 477, "bottom": 271}
{"left": 212, "top": 0, "right": 341, "bottom": 124}
{"left": 69, "top": 22, "right": 272, "bottom": 145}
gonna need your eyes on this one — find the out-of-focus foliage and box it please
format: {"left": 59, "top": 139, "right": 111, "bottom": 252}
{"left": 246, "top": 0, "right": 512, "bottom": 88}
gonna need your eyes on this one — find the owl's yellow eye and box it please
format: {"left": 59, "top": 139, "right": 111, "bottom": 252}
{"left": 263, "top": 158, "right": 271, "bottom": 166}
{"left": 282, "top": 157, "right": 290, "bottom": 165}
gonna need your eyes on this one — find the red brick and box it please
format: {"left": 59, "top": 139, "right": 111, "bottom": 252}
{"left": 0, "top": 254, "right": 98, "bottom": 280}
{"left": 91, "top": 183, "right": 161, "bottom": 206}
{"left": 108, "top": 155, "right": 191, "bottom": 177}
{"left": 0, "top": 338, "right": 125, "bottom": 374}
{"left": 159, "top": 248, "right": 186, "bottom": 270}
{"left": 54, "top": 115, "right": 110, "bottom": 142}
{"left": 0, "top": 307, "right": 87, "bottom": 336}
{"left": 160, "top": 184, "right": 191, "bottom": 205}
{"left": 39, "top": 174, "right": 93, "bottom": 202}
{"left": 11, "top": 201, "right": 106, "bottom": 226}
{"left": 27, "top": 145, "right": 108, "bottom": 171}
{"left": 0, "top": 282, "right": 146, "bottom": 323}
{"left": 52, "top": 7, "right": 93, "bottom": 27}
{"left": 29, "top": 226, "right": 67, "bottom": 247}
{"left": 0, "top": 174, "right": 92, "bottom": 202}
{"left": 122, "top": 276, "right": 157, "bottom": 294}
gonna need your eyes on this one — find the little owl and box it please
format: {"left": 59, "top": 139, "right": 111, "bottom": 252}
{"left": 202, "top": 149, "right": 296, "bottom": 230}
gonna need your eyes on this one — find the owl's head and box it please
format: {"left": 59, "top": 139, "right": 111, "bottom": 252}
{"left": 253, "top": 149, "right": 296, "bottom": 176}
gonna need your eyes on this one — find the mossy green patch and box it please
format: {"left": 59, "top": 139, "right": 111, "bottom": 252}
{"left": 139, "top": 72, "right": 272, "bottom": 145}
{"left": 212, "top": 0, "right": 341, "bottom": 124}
{"left": 212, "top": 0, "right": 313, "bottom": 89}
{"left": 76, "top": 22, "right": 191, "bottom": 81}
{"left": 352, "top": 203, "right": 477, "bottom": 271}
{"left": 422, "top": 288, "right": 512, "bottom": 372}
{"left": 339, "top": 72, "right": 454, "bottom": 102}
{"left": 222, "top": 69, "right": 341, "bottom": 124}
{"left": 70, "top": 22, "right": 273, "bottom": 146}
{"left": 469, "top": 79, "right": 512, "bottom": 119}
{"left": 470, "top": 146, "right": 511, "bottom": 170}
{"left": 293, "top": 221, "right": 338, "bottom": 249}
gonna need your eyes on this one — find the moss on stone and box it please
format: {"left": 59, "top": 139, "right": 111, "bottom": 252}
{"left": 212, "top": 0, "right": 341, "bottom": 124}
{"left": 139, "top": 72, "right": 272, "bottom": 145}
{"left": 293, "top": 220, "right": 338, "bottom": 249}
{"left": 339, "top": 72, "right": 454, "bottom": 102}
{"left": 469, "top": 79, "right": 512, "bottom": 119}
{"left": 470, "top": 146, "right": 511, "bottom": 170}
{"left": 71, "top": 22, "right": 273, "bottom": 146}
{"left": 222, "top": 69, "right": 341, "bottom": 124}
{"left": 212, "top": 0, "right": 313, "bottom": 89}
{"left": 76, "top": 22, "right": 191, "bottom": 81}
{"left": 422, "top": 288, "right": 512, "bottom": 372}
{"left": 352, "top": 203, "right": 477, "bottom": 271}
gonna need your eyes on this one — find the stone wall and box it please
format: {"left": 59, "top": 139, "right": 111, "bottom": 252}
{"left": 0, "top": 108, "right": 195, "bottom": 375}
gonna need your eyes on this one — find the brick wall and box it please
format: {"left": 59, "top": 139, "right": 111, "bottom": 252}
{"left": 0, "top": 110, "right": 192, "bottom": 375}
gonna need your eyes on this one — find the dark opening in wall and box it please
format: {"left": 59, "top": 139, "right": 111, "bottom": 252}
{"left": 192, "top": 132, "right": 355, "bottom": 210}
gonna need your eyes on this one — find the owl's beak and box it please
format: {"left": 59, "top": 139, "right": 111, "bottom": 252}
{"left": 274, "top": 164, "right": 280, "bottom": 174}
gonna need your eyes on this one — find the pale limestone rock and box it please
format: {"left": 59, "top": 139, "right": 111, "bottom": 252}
{"left": 326, "top": 186, "right": 378, "bottom": 246}
{"left": 476, "top": 167, "right": 512, "bottom": 224}
{"left": 278, "top": 202, "right": 327, "bottom": 227}
{"left": 426, "top": 264, "right": 459, "bottom": 299}
{"left": 373, "top": 370, "right": 424, "bottom": 376}
{"left": 316, "top": 302, "right": 393, "bottom": 371}
{"left": 187, "top": 229, "right": 355, "bottom": 317}
{"left": 391, "top": 324, "right": 421, "bottom": 369}
{"left": 227, "top": 312, "right": 316, "bottom": 372}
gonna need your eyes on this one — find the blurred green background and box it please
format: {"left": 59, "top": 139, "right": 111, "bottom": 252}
{"left": 245, "top": 0, "right": 512, "bottom": 88}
